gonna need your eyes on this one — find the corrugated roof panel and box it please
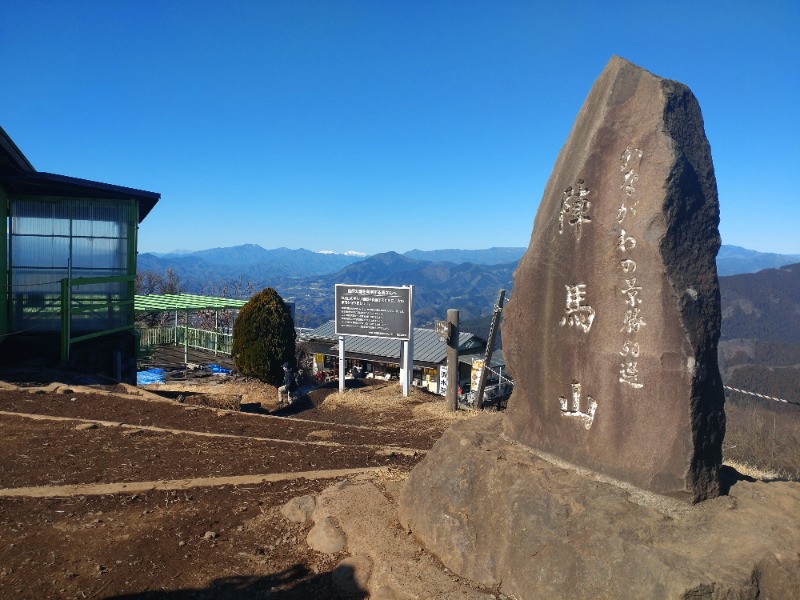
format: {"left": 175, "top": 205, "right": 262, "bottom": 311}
{"left": 304, "top": 320, "right": 485, "bottom": 365}
{"left": 308, "top": 320, "right": 336, "bottom": 339}
{"left": 135, "top": 293, "right": 248, "bottom": 312}
{"left": 413, "top": 329, "right": 440, "bottom": 363}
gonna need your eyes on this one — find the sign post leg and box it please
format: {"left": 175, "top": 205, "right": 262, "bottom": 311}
{"left": 339, "top": 336, "right": 345, "bottom": 393}
{"left": 402, "top": 339, "right": 411, "bottom": 397}
{"left": 402, "top": 285, "right": 414, "bottom": 397}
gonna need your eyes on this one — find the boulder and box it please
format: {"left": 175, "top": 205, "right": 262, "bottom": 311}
{"left": 280, "top": 494, "right": 316, "bottom": 524}
{"left": 306, "top": 516, "right": 346, "bottom": 554}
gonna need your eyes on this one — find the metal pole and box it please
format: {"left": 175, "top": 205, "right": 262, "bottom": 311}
{"left": 401, "top": 340, "right": 409, "bottom": 396}
{"left": 67, "top": 254, "right": 72, "bottom": 359}
{"left": 446, "top": 309, "right": 459, "bottom": 411}
{"left": 402, "top": 285, "right": 415, "bottom": 397}
{"left": 214, "top": 310, "right": 218, "bottom": 355}
{"left": 60, "top": 277, "right": 70, "bottom": 361}
{"left": 0, "top": 189, "right": 8, "bottom": 340}
{"left": 339, "top": 336, "right": 346, "bottom": 392}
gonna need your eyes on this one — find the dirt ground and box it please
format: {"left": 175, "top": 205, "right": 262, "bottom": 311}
{"left": 0, "top": 372, "right": 489, "bottom": 599}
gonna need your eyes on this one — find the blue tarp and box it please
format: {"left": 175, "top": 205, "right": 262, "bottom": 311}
{"left": 137, "top": 368, "right": 165, "bottom": 385}
{"left": 137, "top": 365, "right": 229, "bottom": 384}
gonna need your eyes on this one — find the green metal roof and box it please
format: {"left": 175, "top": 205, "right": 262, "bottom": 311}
{"left": 135, "top": 293, "right": 248, "bottom": 313}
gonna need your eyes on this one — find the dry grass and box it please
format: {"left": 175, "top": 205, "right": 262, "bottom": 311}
{"left": 724, "top": 401, "right": 800, "bottom": 481}
{"left": 185, "top": 393, "right": 242, "bottom": 411}
{"left": 410, "top": 398, "right": 480, "bottom": 422}
{"left": 321, "top": 381, "right": 479, "bottom": 424}
{"left": 372, "top": 467, "right": 410, "bottom": 483}
{"left": 724, "top": 460, "right": 794, "bottom": 482}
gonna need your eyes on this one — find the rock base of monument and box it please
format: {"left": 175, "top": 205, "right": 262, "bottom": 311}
{"left": 399, "top": 414, "right": 800, "bottom": 599}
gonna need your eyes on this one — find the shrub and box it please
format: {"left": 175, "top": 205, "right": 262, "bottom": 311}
{"left": 232, "top": 288, "right": 296, "bottom": 385}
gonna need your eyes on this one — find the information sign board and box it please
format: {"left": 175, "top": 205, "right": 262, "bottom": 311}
{"left": 434, "top": 320, "right": 451, "bottom": 343}
{"left": 335, "top": 284, "right": 412, "bottom": 339}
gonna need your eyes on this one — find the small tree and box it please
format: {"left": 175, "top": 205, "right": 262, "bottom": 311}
{"left": 135, "top": 268, "right": 184, "bottom": 327}
{"left": 232, "top": 287, "right": 295, "bottom": 385}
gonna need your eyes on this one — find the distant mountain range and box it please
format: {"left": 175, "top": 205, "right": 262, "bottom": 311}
{"left": 138, "top": 246, "right": 518, "bottom": 327}
{"left": 137, "top": 243, "right": 800, "bottom": 330}
{"left": 141, "top": 244, "right": 799, "bottom": 280}
{"left": 717, "top": 245, "right": 800, "bottom": 276}
{"left": 144, "top": 245, "right": 527, "bottom": 271}
{"left": 402, "top": 247, "right": 527, "bottom": 265}
{"left": 720, "top": 262, "right": 800, "bottom": 344}
{"left": 140, "top": 245, "right": 364, "bottom": 280}
{"left": 138, "top": 243, "right": 799, "bottom": 402}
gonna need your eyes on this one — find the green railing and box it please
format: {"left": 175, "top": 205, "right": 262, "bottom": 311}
{"left": 138, "top": 325, "right": 234, "bottom": 356}
{"left": 60, "top": 275, "right": 135, "bottom": 361}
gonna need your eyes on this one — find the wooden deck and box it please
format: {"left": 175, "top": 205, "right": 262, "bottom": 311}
{"left": 139, "top": 343, "right": 235, "bottom": 372}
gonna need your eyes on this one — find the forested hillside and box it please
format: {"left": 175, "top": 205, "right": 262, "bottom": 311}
{"left": 720, "top": 263, "right": 800, "bottom": 343}
{"left": 719, "top": 263, "right": 800, "bottom": 408}
{"left": 283, "top": 252, "right": 516, "bottom": 327}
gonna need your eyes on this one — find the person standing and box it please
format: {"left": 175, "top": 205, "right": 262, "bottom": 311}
{"left": 278, "top": 362, "right": 297, "bottom": 407}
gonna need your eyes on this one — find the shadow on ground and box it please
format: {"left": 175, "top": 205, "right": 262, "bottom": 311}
{"left": 719, "top": 464, "right": 759, "bottom": 495}
{"left": 108, "top": 564, "right": 365, "bottom": 599}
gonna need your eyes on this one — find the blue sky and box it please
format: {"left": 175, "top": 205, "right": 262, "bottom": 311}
{"left": 2, "top": 1, "right": 798, "bottom": 255}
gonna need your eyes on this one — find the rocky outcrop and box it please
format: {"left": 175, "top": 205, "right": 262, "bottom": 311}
{"left": 399, "top": 415, "right": 800, "bottom": 599}
{"left": 286, "top": 477, "right": 495, "bottom": 599}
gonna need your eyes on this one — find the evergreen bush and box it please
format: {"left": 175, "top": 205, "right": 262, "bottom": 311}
{"left": 232, "top": 288, "right": 296, "bottom": 385}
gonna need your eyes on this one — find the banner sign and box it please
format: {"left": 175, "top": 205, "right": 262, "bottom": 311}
{"left": 471, "top": 358, "right": 485, "bottom": 391}
{"left": 335, "top": 284, "right": 412, "bottom": 339}
{"left": 438, "top": 365, "right": 448, "bottom": 396}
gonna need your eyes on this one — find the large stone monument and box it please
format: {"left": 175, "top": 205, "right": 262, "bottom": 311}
{"left": 398, "top": 58, "right": 799, "bottom": 598}
{"left": 503, "top": 55, "right": 725, "bottom": 502}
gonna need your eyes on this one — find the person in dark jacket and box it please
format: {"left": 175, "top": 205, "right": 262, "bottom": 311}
{"left": 278, "top": 363, "right": 297, "bottom": 407}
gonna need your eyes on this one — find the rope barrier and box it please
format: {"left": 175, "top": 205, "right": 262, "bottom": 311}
{"left": 723, "top": 385, "right": 798, "bottom": 407}
{"left": 485, "top": 365, "right": 514, "bottom": 385}
{"left": 456, "top": 371, "right": 797, "bottom": 409}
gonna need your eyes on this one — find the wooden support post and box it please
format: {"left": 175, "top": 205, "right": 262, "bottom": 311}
{"left": 446, "top": 309, "right": 459, "bottom": 412}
